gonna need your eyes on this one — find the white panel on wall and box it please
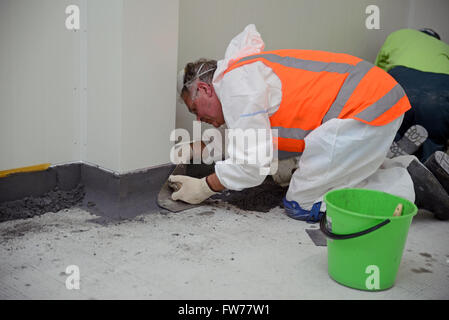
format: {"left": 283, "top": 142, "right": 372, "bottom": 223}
{"left": 85, "top": 0, "right": 123, "bottom": 172}
{"left": 0, "top": 0, "right": 180, "bottom": 174}
{"left": 121, "top": 0, "right": 179, "bottom": 172}
{"left": 0, "top": 0, "right": 81, "bottom": 171}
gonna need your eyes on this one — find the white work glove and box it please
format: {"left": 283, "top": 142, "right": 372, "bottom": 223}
{"left": 272, "top": 157, "right": 299, "bottom": 187}
{"left": 168, "top": 175, "right": 218, "bottom": 204}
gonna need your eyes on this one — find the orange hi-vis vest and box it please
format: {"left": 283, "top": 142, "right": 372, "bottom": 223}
{"left": 224, "top": 49, "right": 411, "bottom": 153}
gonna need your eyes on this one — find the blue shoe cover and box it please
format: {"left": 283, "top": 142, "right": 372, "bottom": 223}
{"left": 283, "top": 197, "right": 323, "bottom": 223}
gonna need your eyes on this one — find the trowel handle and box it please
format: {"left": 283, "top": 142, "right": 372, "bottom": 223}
{"left": 393, "top": 203, "right": 403, "bottom": 217}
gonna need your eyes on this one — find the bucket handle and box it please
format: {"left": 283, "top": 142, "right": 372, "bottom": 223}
{"left": 319, "top": 212, "right": 391, "bottom": 240}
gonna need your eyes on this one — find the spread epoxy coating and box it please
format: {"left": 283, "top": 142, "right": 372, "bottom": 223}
{"left": 0, "top": 206, "right": 448, "bottom": 299}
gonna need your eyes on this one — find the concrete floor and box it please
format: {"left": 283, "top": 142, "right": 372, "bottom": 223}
{"left": 1, "top": 203, "right": 448, "bottom": 300}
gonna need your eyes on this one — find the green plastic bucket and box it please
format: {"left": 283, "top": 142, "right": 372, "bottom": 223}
{"left": 321, "top": 188, "right": 417, "bottom": 291}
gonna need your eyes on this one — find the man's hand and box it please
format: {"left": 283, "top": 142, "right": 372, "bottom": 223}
{"left": 168, "top": 175, "right": 217, "bottom": 204}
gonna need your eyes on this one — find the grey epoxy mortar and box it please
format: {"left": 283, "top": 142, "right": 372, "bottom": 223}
{"left": 0, "top": 163, "right": 288, "bottom": 223}
{"left": 0, "top": 184, "right": 85, "bottom": 223}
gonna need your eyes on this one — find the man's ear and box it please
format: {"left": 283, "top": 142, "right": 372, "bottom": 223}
{"left": 198, "top": 81, "right": 213, "bottom": 97}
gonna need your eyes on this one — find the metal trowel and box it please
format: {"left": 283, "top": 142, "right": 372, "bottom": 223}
{"left": 156, "top": 164, "right": 203, "bottom": 212}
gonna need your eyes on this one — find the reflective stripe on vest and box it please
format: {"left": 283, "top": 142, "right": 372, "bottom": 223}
{"left": 225, "top": 50, "right": 411, "bottom": 153}
{"left": 354, "top": 84, "right": 406, "bottom": 122}
{"left": 237, "top": 53, "right": 356, "bottom": 74}
{"left": 322, "top": 60, "right": 374, "bottom": 122}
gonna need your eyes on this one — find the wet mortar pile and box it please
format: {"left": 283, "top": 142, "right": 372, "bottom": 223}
{"left": 212, "top": 178, "right": 288, "bottom": 212}
{"left": 0, "top": 184, "right": 85, "bottom": 223}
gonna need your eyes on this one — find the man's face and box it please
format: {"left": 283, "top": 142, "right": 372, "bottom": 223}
{"left": 182, "top": 82, "right": 225, "bottom": 128}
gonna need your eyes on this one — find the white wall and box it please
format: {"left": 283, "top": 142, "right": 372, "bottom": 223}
{"left": 87, "top": 0, "right": 179, "bottom": 173}
{"left": 121, "top": 0, "right": 179, "bottom": 172}
{"left": 407, "top": 0, "right": 449, "bottom": 42}
{"left": 0, "top": 0, "right": 81, "bottom": 170}
{"left": 176, "top": 0, "right": 412, "bottom": 134}
{"left": 0, "top": 0, "right": 179, "bottom": 174}
{"left": 86, "top": 0, "right": 123, "bottom": 172}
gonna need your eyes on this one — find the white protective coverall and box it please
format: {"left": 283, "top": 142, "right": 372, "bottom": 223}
{"left": 212, "top": 24, "right": 416, "bottom": 211}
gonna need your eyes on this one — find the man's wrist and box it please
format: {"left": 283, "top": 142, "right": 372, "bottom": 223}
{"left": 206, "top": 175, "right": 218, "bottom": 192}
{"left": 206, "top": 174, "right": 224, "bottom": 192}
